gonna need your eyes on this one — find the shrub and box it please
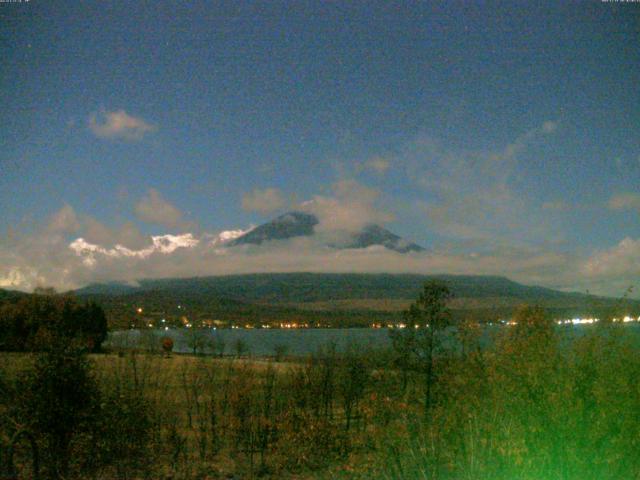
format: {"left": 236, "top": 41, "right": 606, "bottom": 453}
{"left": 161, "top": 336, "right": 174, "bottom": 356}
{"left": 15, "top": 343, "right": 98, "bottom": 479}
{"left": 92, "top": 387, "right": 152, "bottom": 478}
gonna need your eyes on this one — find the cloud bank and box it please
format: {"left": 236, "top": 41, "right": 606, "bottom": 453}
{"left": 609, "top": 192, "right": 640, "bottom": 212}
{"left": 407, "top": 121, "right": 560, "bottom": 246}
{"left": 364, "top": 156, "right": 390, "bottom": 174}
{"left": 242, "top": 188, "right": 286, "bottom": 215}
{"left": 135, "top": 189, "right": 186, "bottom": 229}
{"left": 300, "top": 180, "right": 394, "bottom": 234}
{"left": 0, "top": 199, "right": 636, "bottom": 298}
{"left": 89, "top": 110, "right": 156, "bottom": 140}
{"left": 0, "top": 118, "right": 637, "bottom": 298}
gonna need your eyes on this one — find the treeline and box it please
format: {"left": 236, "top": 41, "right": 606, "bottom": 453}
{"left": 0, "top": 290, "right": 108, "bottom": 352}
{"left": 99, "top": 298, "right": 403, "bottom": 330}
{"left": 92, "top": 294, "right": 632, "bottom": 331}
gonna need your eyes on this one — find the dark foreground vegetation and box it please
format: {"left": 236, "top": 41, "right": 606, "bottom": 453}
{"left": 0, "top": 289, "right": 107, "bottom": 353}
{"left": 1, "top": 283, "right": 640, "bottom": 479}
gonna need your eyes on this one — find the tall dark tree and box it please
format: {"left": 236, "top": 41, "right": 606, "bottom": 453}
{"left": 390, "top": 280, "right": 452, "bottom": 419}
{"left": 17, "top": 343, "right": 98, "bottom": 479}
{"left": 79, "top": 302, "right": 108, "bottom": 352}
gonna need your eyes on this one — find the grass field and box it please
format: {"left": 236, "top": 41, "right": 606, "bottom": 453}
{"left": 1, "top": 350, "right": 409, "bottom": 479}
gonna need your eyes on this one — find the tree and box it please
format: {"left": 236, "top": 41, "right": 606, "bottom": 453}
{"left": 338, "top": 346, "right": 369, "bottom": 431}
{"left": 10, "top": 339, "right": 152, "bottom": 479}
{"left": 273, "top": 343, "right": 288, "bottom": 362}
{"left": 81, "top": 302, "right": 108, "bottom": 352}
{"left": 16, "top": 343, "right": 98, "bottom": 479}
{"left": 0, "top": 293, "right": 108, "bottom": 352}
{"left": 186, "top": 327, "right": 209, "bottom": 356}
{"left": 211, "top": 332, "right": 226, "bottom": 357}
{"left": 61, "top": 300, "right": 108, "bottom": 352}
{"left": 390, "top": 280, "right": 452, "bottom": 420}
{"left": 234, "top": 338, "right": 249, "bottom": 358}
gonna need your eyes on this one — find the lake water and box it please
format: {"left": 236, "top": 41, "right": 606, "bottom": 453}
{"left": 108, "top": 328, "right": 393, "bottom": 356}
{"left": 107, "top": 323, "right": 640, "bottom": 357}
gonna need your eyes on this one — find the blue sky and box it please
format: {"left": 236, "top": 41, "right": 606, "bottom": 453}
{"left": 1, "top": 1, "right": 639, "bottom": 294}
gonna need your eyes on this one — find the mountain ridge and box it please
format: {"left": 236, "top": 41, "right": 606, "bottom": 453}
{"left": 228, "top": 211, "right": 425, "bottom": 252}
{"left": 66, "top": 273, "right": 640, "bottom": 329}
{"left": 73, "top": 272, "right": 601, "bottom": 303}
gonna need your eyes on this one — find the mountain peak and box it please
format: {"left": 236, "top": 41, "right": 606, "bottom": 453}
{"left": 228, "top": 211, "right": 318, "bottom": 246}
{"left": 228, "top": 211, "right": 424, "bottom": 253}
{"left": 346, "top": 224, "right": 425, "bottom": 253}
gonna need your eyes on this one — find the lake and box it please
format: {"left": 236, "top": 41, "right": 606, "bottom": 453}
{"left": 108, "top": 328, "right": 393, "bottom": 356}
{"left": 107, "top": 322, "right": 640, "bottom": 357}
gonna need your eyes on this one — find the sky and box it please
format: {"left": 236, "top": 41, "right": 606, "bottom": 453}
{"left": 1, "top": 1, "right": 639, "bottom": 296}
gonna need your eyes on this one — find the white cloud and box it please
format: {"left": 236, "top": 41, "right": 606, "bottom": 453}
{"left": 364, "top": 156, "right": 390, "bottom": 174}
{"left": 135, "top": 189, "right": 185, "bottom": 229}
{"left": 0, "top": 207, "right": 630, "bottom": 298}
{"left": 542, "top": 121, "right": 558, "bottom": 133}
{"left": 581, "top": 237, "right": 640, "bottom": 295}
{"left": 300, "top": 180, "right": 394, "bottom": 235}
{"left": 241, "top": 188, "right": 286, "bottom": 215}
{"left": 46, "top": 205, "right": 81, "bottom": 234}
{"left": 0, "top": 179, "right": 637, "bottom": 299}
{"left": 583, "top": 237, "right": 640, "bottom": 278}
{"left": 406, "top": 120, "right": 560, "bottom": 246}
{"left": 542, "top": 201, "right": 570, "bottom": 212}
{"left": 0, "top": 267, "right": 46, "bottom": 290}
{"left": 210, "top": 228, "right": 254, "bottom": 245}
{"left": 151, "top": 234, "right": 199, "bottom": 254}
{"left": 608, "top": 192, "right": 640, "bottom": 212}
{"left": 83, "top": 218, "right": 149, "bottom": 250}
{"left": 69, "top": 233, "right": 199, "bottom": 267}
{"left": 54, "top": 232, "right": 585, "bottom": 295}
{"left": 88, "top": 110, "right": 156, "bottom": 140}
